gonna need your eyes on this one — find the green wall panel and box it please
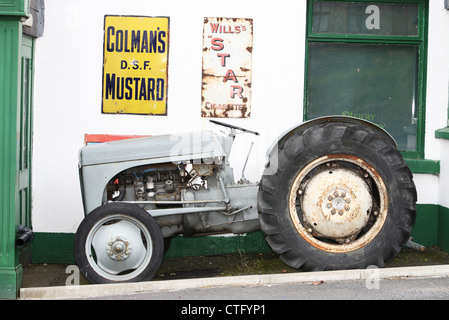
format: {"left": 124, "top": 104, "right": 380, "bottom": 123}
{"left": 0, "top": 16, "right": 21, "bottom": 299}
{"left": 30, "top": 204, "right": 445, "bottom": 265}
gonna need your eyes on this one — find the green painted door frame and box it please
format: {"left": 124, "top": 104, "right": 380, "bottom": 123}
{"left": 0, "top": 0, "right": 29, "bottom": 299}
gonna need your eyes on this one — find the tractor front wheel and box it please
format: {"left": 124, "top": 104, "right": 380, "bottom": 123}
{"left": 74, "top": 202, "right": 164, "bottom": 283}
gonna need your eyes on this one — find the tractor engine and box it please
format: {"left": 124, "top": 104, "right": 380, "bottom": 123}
{"left": 106, "top": 162, "right": 215, "bottom": 206}
{"left": 103, "top": 161, "right": 257, "bottom": 239}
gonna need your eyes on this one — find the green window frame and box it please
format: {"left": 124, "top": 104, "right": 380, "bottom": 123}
{"left": 304, "top": 0, "right": 428, "bottom": 159}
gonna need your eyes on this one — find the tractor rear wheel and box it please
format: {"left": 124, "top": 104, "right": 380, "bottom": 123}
{"left": 258, "top": 122, "right": 416, "bottom": 271}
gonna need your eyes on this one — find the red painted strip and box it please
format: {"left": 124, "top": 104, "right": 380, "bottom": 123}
{"left": 84, "top": 134, "right": 150, "bottom": 145}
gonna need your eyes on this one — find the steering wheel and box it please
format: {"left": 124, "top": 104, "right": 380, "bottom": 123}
{"left": 209, "top": 120, "right": 260, "bottom": 136}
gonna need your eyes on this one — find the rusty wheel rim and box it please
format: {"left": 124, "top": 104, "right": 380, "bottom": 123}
{"left": 289, "top": 155, "right": 388, "bottom": 253}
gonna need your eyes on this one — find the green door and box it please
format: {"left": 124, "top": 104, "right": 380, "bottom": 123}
{"left": 0, "top": 0, "right": 33, "bottom": 300}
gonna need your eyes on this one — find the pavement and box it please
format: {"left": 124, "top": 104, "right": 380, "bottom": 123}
{"left": 19, "top": 264, "right": 449, "bottom": 300}
{"left": 18, "top": 247, "right": 449, "bottom": 300}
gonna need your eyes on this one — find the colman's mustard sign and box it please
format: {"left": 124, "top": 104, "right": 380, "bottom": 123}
{"left": 102, "top": 16, "right": 169, "bottom": 115}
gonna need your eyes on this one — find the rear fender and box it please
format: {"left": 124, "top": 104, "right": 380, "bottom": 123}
{"left": 266, "top": 116, "right": 397, "bottom": 158}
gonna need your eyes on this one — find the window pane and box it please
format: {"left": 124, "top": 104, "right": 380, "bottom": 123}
{"left": 20, "top": 58, "right": 30, "bottom": 170}
{"left": 313, "top": 1, "right": 419, "bottom": 36}
{"left": 307, "top": 42, "right": 418, "bottom": 151}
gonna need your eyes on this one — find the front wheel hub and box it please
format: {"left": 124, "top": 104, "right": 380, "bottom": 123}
{"left": 106, "top": 236, "right": 132, "bottom": 261}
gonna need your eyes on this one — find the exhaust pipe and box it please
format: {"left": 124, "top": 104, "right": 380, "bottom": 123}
{"left": 16, "top": 225, "right": 34, "bottom": 247}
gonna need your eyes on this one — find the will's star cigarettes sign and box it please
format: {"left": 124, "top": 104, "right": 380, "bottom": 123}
{"left": 202, "top": 17, "right": 253, "bottom": 118}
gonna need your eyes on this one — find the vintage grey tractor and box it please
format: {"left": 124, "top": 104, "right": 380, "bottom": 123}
{"left": 75, "top": 117, "right": 416, "bottom": 284}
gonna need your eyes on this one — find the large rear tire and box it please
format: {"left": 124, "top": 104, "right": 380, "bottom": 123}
{"left": 258, "top": 122, "right": 416, "bottom": 271}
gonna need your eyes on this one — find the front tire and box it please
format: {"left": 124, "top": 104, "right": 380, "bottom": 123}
{"left": 74, "top": 202, "right": 164, "bottom": 284}
{"left": 258, "top": 122, "right": 416, "bottom": 271}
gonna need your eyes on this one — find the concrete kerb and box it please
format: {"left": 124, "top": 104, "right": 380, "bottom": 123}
{"left": 19, "top": 264, "right": 449, "bottom": 300}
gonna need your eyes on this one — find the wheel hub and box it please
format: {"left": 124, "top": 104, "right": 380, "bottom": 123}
{"left": 326, "top": 188, "right": 351, "bottom": 215}
{"left": 106, "top": 236, "right": 132, "bottom": 261}
{"left": 301, "top": 168, "right": 373, "bottom": 239}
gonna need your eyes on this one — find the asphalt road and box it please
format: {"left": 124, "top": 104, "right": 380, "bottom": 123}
{"left": 94, "top": 276, "right": 449, "bottom": 300}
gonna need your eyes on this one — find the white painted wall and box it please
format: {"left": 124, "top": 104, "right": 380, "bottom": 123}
{"left": 425, "top": 1, "right": 449, "bottom": 160}
{"left": 32, "top": 0, "right": 307, "bottom": 232}
{"left": 31, "top": 0, "right": 449, "bottom": 233}
{"left": 439, "top": 140, "right": 449, "bottom": 209}
{"left": 426, "top": 1, "right": 449, "bottom": 208}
